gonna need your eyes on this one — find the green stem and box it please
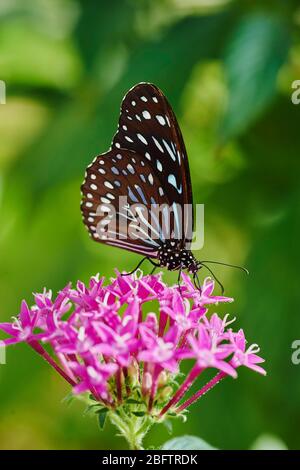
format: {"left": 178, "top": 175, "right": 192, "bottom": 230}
{"left": 108, "top": 410, "right": 152, "bottom": 450}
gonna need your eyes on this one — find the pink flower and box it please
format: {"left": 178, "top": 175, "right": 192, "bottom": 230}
{"left": 0, "top": 300, "right": 42, "bottom": 345}
{"left": 229, "top": 329, "right": 266, "bottom": 375}
{"left": 0, "top": 271, "right": 266, "bottom": 416}
{"left": 70, "top": 360, "right": 118, "bottom": 399}
{"left": 138, "top": 324, "right": 180, "bottom": 373}
{"left": 185, "top": 325, "right": 237, "bottom": 377}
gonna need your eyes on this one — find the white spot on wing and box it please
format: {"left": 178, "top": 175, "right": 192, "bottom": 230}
{"left": 168, "top": 174, "right": 182, "bottom": 194}
{"left": 111, "top": 166, "right": 119, "bottom": 175}
{"left": 104, "top": 181, "right": 114, "bottom": 189}
{"left": 152, "top": 137, "right": 164, "bottom": 153}
{"left": 137, "top": 133, "right": 148, "bottom": 145}
{"left": 177, "top": 150, "right": 181, "bottom": 165}
{"left": 156, "top": 115, "right": 166, "bottom": 126}
{"left": 148, "top": 173, "right": 154, "bottom": 185}
{"left": 127, "top": 163, "right": 135, "bottom": 174}
{"left": 162, "top": 139, "right": 176, "bottom": 161}
{"left": 142, "top": 110, "right": 151, "bottom": 119}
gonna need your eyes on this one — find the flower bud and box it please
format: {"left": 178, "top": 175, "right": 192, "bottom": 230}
{"left": 142, "top": 372, "right": 152, "bottom": 394}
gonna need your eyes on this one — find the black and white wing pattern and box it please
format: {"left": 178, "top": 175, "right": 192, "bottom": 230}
{"left": 112, "top": 83, "right": 194, "bottom": 246}
{"left": 81, "top": 148, "right": 184, "bottom": 256}
{"left": 81, "top": 83, "right": 194, "bottom": 257}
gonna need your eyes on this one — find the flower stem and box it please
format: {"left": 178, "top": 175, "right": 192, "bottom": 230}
{"left": 108, "top": 410, "right": 151, "bottom": 450}
{"left": 116, "top": 368, "right": 123, "bottom": 404}
{"left": 123, "top": 367, "right": 131, "bottom": 396}
{"left": 28, "top": 340, "right": 76, "bottom": 386}
{"left": 148, "top": 366, "right": 160, "bottom": 413}
{"left": 159, "top": 364, "right": 202, "bottom": 417}
{"left": 176, "top": 371, "right": 227, "bottom": 412}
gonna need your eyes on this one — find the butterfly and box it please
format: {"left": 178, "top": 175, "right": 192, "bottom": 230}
{"left": 81, "top": 83, "right": 246, "bottom": 291}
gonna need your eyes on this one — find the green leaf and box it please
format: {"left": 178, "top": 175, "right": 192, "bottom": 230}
{"left": 251, "top": 434, "right": 288, "bottom": 450}
{"left": 61, "top": 391, "right": 74, "bottom": 406}
{"left": 162, "top": 419, "right": 173, "bottom": 435}
{"left": 84, "top": 404, "right": 104, "bottom": 415}
{"left": 126, "top": 399, "right": 144, "bottom": 405}
{"left": 161, "top": 435, "right": 217, "bottom": 450}
{"left": 96, "top": 407, "right": 109, "bottom": 414}
{"left": 166, "top": 411, "right": 177, "bottom": 417}
{"left": 97, "top": 409, "right": 108, "bottom": 430}
{"left": 220, "top": 12, "right": 290, "bottom": 141}
{"left": 132, "top": 411, "right": 145, "bottom": 417}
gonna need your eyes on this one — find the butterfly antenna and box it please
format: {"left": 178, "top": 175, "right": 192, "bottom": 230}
{"left": 121, "top": 256, "right": 149, "bottom": 276}
{"left": 200, "top": 263, "right": 225, "bottom": 295}
{"left": 200, "top": 260, "right": 249, "bottom": 275}
{"left": 193, "top": 272, "right": 202, "bottom": 295}
{"left": 178, "top": 269, "right": 183, "bottom": 296}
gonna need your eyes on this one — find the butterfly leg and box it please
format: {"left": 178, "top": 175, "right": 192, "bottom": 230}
{"left": 193, "top": 272, "right": 202, "bottom": 295}
{"left": 150, "top": 266, "right": 157, "bottom": 275}
{"left": 177, "top": 268, "right": 183, "bottom": 296}
{"left": 121, "top": 256, "right": 149, "bottom": 276}
{"left": 147, "top": 258, "right": 160, "bottom": 275}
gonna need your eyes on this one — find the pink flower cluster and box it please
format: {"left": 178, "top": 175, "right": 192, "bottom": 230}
{"left": 0, "top": 271, "right": 265, "bottom": 416}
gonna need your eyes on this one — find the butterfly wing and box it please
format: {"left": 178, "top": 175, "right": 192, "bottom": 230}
{"left": 81, "top": 148, "right": 182, "bottom": 257}
{"left": 112, "top": 83, "right": 194, "bottom": 247}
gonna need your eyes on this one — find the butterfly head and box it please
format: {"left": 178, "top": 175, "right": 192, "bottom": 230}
{"left": 188, "top": 259, "right": 203, "bottom": 274}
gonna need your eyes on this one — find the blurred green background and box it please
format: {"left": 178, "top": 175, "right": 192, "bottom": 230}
{"left": 0, "top": 0, "right": 299, "bottom": 450}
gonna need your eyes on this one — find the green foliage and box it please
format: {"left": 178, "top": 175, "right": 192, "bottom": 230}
{"left": 97, "top": 409, "right": 108, "bottom": 430}
{"left": 161, "top": 435, "right": 216, "bottom": 450}
{"left": 220, "top": 12, "right": 291, "bottom": 140}
{"left": 0, "top": 0, "right": 299, "bottom": 450}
